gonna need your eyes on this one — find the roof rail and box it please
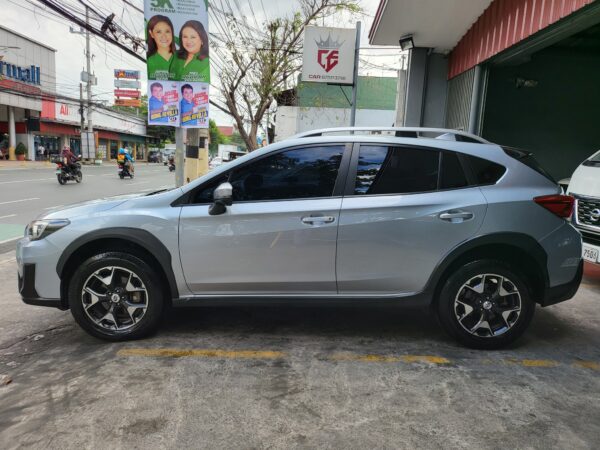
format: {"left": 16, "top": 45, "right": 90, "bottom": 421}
{"left": 290, "top": 127, "right": 490, "bottom": 144}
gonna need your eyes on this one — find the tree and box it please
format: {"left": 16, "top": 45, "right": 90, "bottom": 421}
{"left": 210, "top": 0, "right": 360, "bottom": 152}
{"left": 208, "top": 119, "right": 228, "bottom": 156}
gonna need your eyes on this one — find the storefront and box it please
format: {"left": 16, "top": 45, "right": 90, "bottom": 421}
{"left": 369, "top": 0, "right": 600, "bottom": 179}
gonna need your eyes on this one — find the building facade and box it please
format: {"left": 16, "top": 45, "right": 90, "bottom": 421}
{"left": 1, "top": 24, "right": 148, "bottom": 162}
{"left": 370, "top": 0, "right": 600, "bottom": 179}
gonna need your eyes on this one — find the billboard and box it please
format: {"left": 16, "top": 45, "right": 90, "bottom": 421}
{"left": 302, "top": 26, "right": 356, "bottom": 85}
{"left": 144, "top": 0, "right": 210, "bottom": 128}
{"left": 114, "top": 69, "right": 140, "bottom": 79}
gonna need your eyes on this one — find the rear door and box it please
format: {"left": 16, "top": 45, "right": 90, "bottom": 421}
{"left": 336, "top": 144, "right": 488, "bottom": 295}
{"left": 179, "top": 144, "right": 351, "bottom": 295}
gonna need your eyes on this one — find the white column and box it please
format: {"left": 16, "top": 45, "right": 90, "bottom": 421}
{"left": 8, "top": 106, "right": 16, "bottom": 160}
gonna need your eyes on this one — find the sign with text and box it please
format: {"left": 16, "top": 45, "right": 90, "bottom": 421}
{"left": 114, "top": 79, "right": 141, "bottom": 89}
{"left": 114, "top": 89, "right": 141, "bottom": 98}
{"left": 302, "top": 26, "right": 356, "bottom": 85}
{"left": 145, "top": 0, "right": 209, "bottom": 128}
{"left": 114, "top": 69, "right": 140, "bottom": 79}
{"left": 115, "top": 98, "right": 142, "bottom": 107}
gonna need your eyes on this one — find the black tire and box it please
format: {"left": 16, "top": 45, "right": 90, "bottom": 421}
{"left": 69, "top": 252, "right": 165, "bottom": 341}
{"left": 437, "top": 260, "right": 535, "bottom": 350}
{"left": 75, "top": 171, "right": 82, "bottom": 183}
{"left": 119, "top": 173, "right": 124, "bottom": 179}
{"left": 57, "top": 174, "right": 66, "bottom": 185}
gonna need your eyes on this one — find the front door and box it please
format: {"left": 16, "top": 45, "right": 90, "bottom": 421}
{"left": 179, "top": 144, "right": 349, "bottom": 295}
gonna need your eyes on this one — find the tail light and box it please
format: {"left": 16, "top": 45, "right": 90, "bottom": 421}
{"left": 534, "top": 194, "right": 574, "bottom": 218}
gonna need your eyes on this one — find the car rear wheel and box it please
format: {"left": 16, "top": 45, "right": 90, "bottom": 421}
{"left": 69, "top": 252, "right": 164, "bottom": 341}
{"left": 437, "top": 260, "right": 535, "bottom": 349}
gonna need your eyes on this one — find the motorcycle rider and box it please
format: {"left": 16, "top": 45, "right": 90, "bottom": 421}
{"left": 117, "top": 147, "right": 135, "bottom": 175}
{"left": 61, "top": 146, "right": 78, "bottom": 174}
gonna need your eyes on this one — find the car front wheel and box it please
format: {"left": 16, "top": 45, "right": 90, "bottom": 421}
{"left": 437, "top": 260, "right": 535, "bottom": 349}
{"left": 69, "top": 252, "right": 164, "bottom": 341}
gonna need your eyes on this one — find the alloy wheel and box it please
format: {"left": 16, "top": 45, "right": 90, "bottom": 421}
{"left": 81, "top": 266, "right": 149, "bottom": 331}
{"left": 453, "top": 273, "right": 522, "bottom": 338}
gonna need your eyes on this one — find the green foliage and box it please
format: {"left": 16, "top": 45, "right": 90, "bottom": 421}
{"left": 209, "top": 119, "right": 228, "bottom": 155}
{"left": 15, "top": 142, "right": 27, "bottom": 155}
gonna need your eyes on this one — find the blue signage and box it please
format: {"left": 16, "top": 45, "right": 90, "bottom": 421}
{"left": 0, "top": 61, "right": 41, "bottom": 85}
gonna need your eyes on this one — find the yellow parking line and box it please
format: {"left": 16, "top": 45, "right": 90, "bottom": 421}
{"left": 572, "top": 361, "right": 600, "bottom": 371}
{"left": 117, "top": 348, "right": 286, "bottom": 359}
{"left": 506, "top": 359, "right": 560, "bottom": 368}
{"left": 331, "top": 353, "right": 450, "bottom": 365}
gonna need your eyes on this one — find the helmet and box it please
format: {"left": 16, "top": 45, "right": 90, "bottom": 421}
{"left": 118, "top": 148, "right": 125, "bottom": 153}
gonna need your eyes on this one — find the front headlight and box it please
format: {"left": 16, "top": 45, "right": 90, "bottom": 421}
{"left": 26, "top": 219, "right": 70, "bottom": 241}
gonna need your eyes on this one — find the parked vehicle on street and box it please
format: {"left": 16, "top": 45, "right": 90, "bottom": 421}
{"left": 54, "top": 155, "right": 82, "bottom": 185}
{"left": 147, "top": 150, "right": 160, "bottom": 163}
{"left": 567, "top": 149, "right": 600, "bottom": 267}
{"left": 18, "top": 127, "right": 582, "bottom": 349}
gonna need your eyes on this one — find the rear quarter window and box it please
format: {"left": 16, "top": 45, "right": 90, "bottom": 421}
{"left": 465, "top": 155, "right": 507, "bottom": 185}
{"left": 502, "top": 146, "right": 556, "bottom": 182}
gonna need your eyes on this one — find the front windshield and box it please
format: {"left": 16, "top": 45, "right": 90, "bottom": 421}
{"left": 588, "top": 150, "right": 600, "bottom": 162}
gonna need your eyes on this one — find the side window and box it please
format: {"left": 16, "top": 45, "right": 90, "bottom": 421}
{"left": 440, "top": 152, "right": 468, "bottom": 189}
{"left": 354, "top": 145, "right": 439, "bottom": 195}
{"left": 228, "top": 145, "right": 344, "bottom": 201}
{"left": 466, "top": 155, "right": 506, "bottom": 185}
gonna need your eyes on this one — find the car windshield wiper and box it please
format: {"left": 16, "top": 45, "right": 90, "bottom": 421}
{"left": 145, "top": 189, "right": 169, "bottom": 196}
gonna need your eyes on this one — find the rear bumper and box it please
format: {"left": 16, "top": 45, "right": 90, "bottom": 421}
{"left": 18, "top": 263, "right": 65, "bottom": 309}
{"left": 540, "top": 259, "right": 583, "bottom": 307}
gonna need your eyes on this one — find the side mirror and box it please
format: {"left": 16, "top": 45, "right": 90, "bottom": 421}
{"left": 209, "top": 182, "right": 233, "bottom": 216}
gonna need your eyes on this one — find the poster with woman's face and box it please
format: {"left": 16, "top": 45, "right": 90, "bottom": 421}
{"left": 145, "top": 0, "right": 209, "bottom": 128}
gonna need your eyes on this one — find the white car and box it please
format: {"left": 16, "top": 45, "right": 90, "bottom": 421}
{"left": 568, "top": 150, "right": 600, "bottom": 266}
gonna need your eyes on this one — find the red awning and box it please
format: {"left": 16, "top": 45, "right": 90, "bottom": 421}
{"left": 40, "top": 122, "right": 78, "bottom": 136}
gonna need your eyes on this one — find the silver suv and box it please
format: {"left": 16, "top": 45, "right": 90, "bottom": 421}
{"left": 17, "top": 128, "right": 583, "bottom": 349}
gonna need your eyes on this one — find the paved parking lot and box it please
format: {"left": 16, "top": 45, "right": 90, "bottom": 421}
{"left": 0, "top": 256, "right": 599, "bottom": 448}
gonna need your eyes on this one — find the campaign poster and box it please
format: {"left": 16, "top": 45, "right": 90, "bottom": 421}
{"left": 145, "top": 0, "right": 209, "bottom": 128}
{"left": 148, "top": 80, "right": 179, "bottom": 126}
{"left": 180, "top": 82, "right": 209, "bottom": 128}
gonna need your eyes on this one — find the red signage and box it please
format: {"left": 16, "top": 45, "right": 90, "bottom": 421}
{"left": 317, "top": 49, "right": 339, "bottom": 73}
{"left": 114, "top": 89, "right": 141, "bottom": 98}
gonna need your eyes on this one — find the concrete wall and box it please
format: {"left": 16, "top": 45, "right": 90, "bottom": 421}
{"left": 482, "top": 46, "right": 600, "bottom": 180}
{"left": 274, "top": 106, "right": 396, "bottom": 142}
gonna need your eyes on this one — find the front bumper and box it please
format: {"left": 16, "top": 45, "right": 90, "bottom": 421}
{"left": 540, "top": 259, "right": 583, "bottom": 307}
{"left": 18, "top": 263, "right": 65, "bottom": 309}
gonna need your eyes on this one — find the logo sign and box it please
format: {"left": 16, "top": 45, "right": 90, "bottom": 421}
{"left": 302, "top": 26, "right": 356, "bottom": 85}
{"left": 0, "top": 61, "right": 41, "bottom": 85}
{"left": 591, "top": 209, "right": 600, "bottom": 222}
{"left": 114, "top": 69, "right": 140, "bottom": 79}
{"left": 114, "top": 79, "right": 141, "bottom": 89}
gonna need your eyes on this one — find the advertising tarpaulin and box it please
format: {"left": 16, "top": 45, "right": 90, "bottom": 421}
{"left": 114, "top": 69, "right": 140, "bottom": 79}
{"left": 144, "top": 0, "right": 210, "bottom": 128}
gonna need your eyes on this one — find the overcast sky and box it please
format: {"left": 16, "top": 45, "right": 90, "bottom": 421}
{"left": 3, "top": 0, "right": 404, "bottom": 126}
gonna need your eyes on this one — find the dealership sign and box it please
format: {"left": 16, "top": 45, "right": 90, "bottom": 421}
{"left": 114, "top": 79, "right": 141, "bottom": 89}
{"left": 302, "top": 26, "right": 356, "bottom": 85}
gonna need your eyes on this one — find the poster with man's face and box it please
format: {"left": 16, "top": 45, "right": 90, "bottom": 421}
{"left": 144, "top": 0, "right": 209, "bottom": 128}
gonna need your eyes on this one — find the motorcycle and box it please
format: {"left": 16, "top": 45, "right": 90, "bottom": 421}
{"left": 118, "top": 161, "right": 134, "bottom": 179}
{"left": 55, "top": 156, "right": 82, "bottom": 185}
{"left": 167, "top": 155, "right": 175, "bottom": 172}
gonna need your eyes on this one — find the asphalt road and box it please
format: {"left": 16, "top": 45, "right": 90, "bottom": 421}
{"left": 0, "top": 163, "right": 175, "bottom": 249}
{"left": 0, "top": 254, "right": 599, "bottom": 448}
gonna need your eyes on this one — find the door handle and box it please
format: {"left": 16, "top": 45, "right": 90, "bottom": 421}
{"left": 301, "top": 215, "right": 335, "bottom": 225}
{"left": 439, "top": 211, "right": 474, "bottom": 222}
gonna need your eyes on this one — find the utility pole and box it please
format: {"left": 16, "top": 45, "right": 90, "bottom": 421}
{"left": 79, "top": 83, "right": 85, "bottom": 132}
{"left": 350, "top": 21, "right": 362, "bottom": 127}
{"left": 85, "top": 6, "right": 93, "bottom": 136}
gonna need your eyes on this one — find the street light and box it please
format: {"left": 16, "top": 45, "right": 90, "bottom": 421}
{"left": 398, "top": 35, "right": 414, "bottom": 51}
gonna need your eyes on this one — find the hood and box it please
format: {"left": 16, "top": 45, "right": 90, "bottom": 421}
{"left": 567, "top": 164, "right": 600, "bottom": 197}
{"left": 42, "top": 193, "right": 144, "bottom": 220}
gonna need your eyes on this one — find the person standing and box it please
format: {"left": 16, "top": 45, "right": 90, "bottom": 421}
{"left": 37, "top": 144, "right": 45, "bottom": 161}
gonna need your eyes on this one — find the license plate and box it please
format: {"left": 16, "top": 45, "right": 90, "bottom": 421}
{"left": 583, "top": 244, "right": 599, "bottom": 263}
{"left": 118, "top": 168, "right": 123, "bottom": 172}
{"left": 55, "top": 170, "right": 61, "bottom": 175}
